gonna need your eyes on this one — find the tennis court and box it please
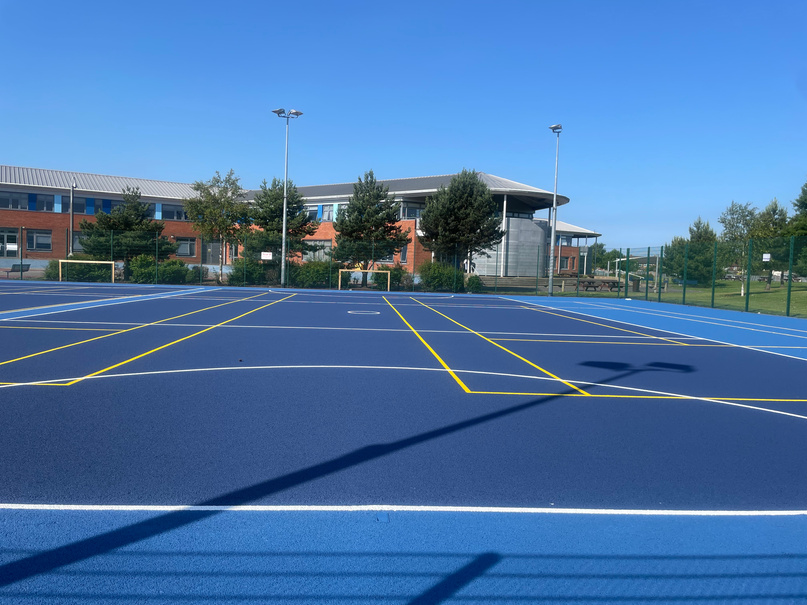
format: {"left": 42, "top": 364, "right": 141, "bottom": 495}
{"left": 1, "top": 281, "right": 806, "bottom": 603}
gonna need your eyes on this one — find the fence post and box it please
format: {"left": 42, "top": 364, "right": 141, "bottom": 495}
{"left": 575, "top": 246, "right": 580, "bottom": 297}
{"left": 624, "top": 248, "right": 630, "bottom": 298}
{"left": 682, "top": 243, "right": 689, "bottom": 305}
{"left": 786, "top": 236, "right": 794, "bottom": 317}
{"left": 199, "top": 236, "right": 204, "bottom": 285}
{"left": 536, "top": 241, "right": 541, "bottom": 295}
{"left": 745, "top": 239, "right": 753, "bottom": 312}
{"left": 645, "top": 246, "right": 650, "bottom": 300}
{"left": 494, "top": 243, "right": 499, "bottom": 294}
{"left": 711, "top": 241, "right": 718, "bottom": 308}
{"left": 657, "top": 246, "right": 664, "bottom": 303}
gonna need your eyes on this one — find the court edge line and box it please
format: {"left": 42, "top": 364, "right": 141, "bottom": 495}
{"left": 0, "top": 503, "right": 804, "bottom": 516}
{"left": 411, "top": 297, "right": 590, "bottom": 396}
{"left": 505, "top": 297, "right": 807, "bottom": 364}
{"left": 67, "top": 293, "right": 298, "bottom": 384}
{"left": 383, "top": 296, "right": 470, "bottom": 392}
{"left": 575, "top": 298, "right": 807, "bottom": 336}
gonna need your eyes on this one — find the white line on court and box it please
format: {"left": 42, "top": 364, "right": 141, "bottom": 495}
{"left": 4, "top": 364, "right": 806, "bottom": 420}
{"left": 506, "top": 296, "right": 807, "bottom": 363}
{"left": 0, "top": 503, "right": 804, "bottom": 516}
{"left": 0, "top": 287, "right": 219, "bottom": 322}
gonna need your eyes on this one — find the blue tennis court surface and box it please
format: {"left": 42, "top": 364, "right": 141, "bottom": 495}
{"left": 1, "top": 282, "right": 806, "bottom": 603}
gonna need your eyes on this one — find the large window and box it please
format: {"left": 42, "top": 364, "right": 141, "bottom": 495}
{"left": 303, "top": 240, "right": 332, "bottom": 262}
{"left": 305, "top": 205, "right": 318, "bottom": 221}
{"left": 321, "top": 204, "right": 333, "bottom": 222}
{"left": 0, "top": 191, "right": 26, "bottom": 210}
{"left": 400, "top": 244, "right": 408, "bottom": 264}
{"left": 402, "top": 206, "right": 422, "bottom": 219}
{"left": 162, "top": 204, "right": 188, "bottom": 221}
{"left": 176, "top": 237, "right": 196, "bottom": 257}
{"left": 61, "top": 197, "right": 87, "bottom": 214}
{"left": 26, "top": 230, "right": 52, "bottom": 251}
{"left": 35, "top": 195, "right": 54, "bottom": 212}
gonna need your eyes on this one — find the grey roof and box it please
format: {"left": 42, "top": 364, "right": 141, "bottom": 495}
{"left": 290, "top": 172, "right": 569, "bottom": 211}
{"left": 534, "top": 217, "right": 602, "bottom": 238}
{"left": 0, "top": 165, "right": 195, "bottom": 200}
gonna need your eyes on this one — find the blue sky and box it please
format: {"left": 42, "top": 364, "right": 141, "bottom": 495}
{"left": 2, "top": 0, "right": 805, "bottom": 249}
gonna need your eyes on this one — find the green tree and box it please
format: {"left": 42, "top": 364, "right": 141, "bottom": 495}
{"left": 250, "top": 177, "right": 319, "bottom": 264}
{"left": 749, "top": 199, "right": 789, "bottom": 290}
{"left": 78, "top": 186, "right": 177, "bottom": 280}
{"left": 717, "top": 201, "right": 757, "bottom": 280}
{"left": 332, "top": 170, "right": 410, "bottom": 287}
{"left": 184, "top": 170, "right": 251, "bottom": 282}
{"left": 417, "top": 169, "right": 505, "bottom": 268}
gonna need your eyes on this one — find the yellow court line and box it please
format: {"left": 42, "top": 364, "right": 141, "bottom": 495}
{"left": 383, "top": 296, "right": 471, "bottom": 393}
{"left": 520, "top": 306, "right": 689, "bottom": 346}
{"left": 66, "top": 294, "right": 297, "bottom": 385}
{"left": 411, "top": 298, "right": 590, "bottom": 396}
{"left": 0, "top": 292, "right": 271, "bottom": 368}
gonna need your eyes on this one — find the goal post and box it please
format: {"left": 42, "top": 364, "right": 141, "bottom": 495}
{"left": 338, "top": 268, "right": 391, "bottom": 291}
{"left": 58, "top": 259, "right": 116, "bottom": 283}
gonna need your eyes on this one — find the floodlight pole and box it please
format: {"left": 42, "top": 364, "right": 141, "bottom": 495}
{"left": 68, "top": 179, "right": 76, "bottom": 256}
{"left": 548, "top": 124, "right": 562, "bottom": 296}
{"left": 272, "top": 108, "right": 303, "bottom": 288}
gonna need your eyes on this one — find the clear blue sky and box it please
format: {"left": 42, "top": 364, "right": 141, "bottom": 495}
{"left": 2, "top": 0, "right": 805, "bottom": 249}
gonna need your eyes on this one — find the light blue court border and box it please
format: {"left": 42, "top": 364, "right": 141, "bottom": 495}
{"left": 1, "top": 509, "right": 805, "bottom": 603}
{"left": 504, "top": 296, "right": 807, "bottom": 361}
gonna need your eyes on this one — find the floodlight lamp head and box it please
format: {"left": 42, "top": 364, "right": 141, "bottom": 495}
{"left": 549, "top": 124, "right": 562, "bottom": 133}
{"left": 288, "top": 109, "right": 303, "bottom": 117}
{"left": 272, "top": 108, "right": 286, "bottom": 117}
{"left": 71, "top": 180, "right": 77, "bottom": 189}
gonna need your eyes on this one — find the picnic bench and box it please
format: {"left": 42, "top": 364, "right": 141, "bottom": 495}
{"left": 1, "top": 263, "right": 30, "bottom": 278}
{"left": 578, "top": 278, "right": 620, "bottom": 292}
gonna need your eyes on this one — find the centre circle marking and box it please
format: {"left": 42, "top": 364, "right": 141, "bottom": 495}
{"left": 348, "top": 310, "right": 381, "bottom": 315}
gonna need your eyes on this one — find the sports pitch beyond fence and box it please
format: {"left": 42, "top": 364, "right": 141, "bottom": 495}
{"left": 1, "top": 281, "right": 807, "bottom": 603}
{"left": 4, "top": 232, "right": 807, "bottom": 319}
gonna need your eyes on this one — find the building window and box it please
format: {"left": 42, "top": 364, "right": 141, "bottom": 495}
{"left": 27, "top": 230, "right": 52, "bottom": 251}
{"left": 61, "top": 197, "right": 87, "bottom": 214}
{"left": 321, "top": 204, "right": 333, "bottom": 222}
{"left": 0, "top": 191, "right": 26, "bottom": 210}
{"left": 72, "top": 232, "right": 84, "bottom": 253}
{"left": 162, "top": 204, "right": 188, "bottom": 221}
{"left": 305, "top": 205, "right": 318, "bottom": 221}
{"left": 35, "top": 195, "right": 54, "bottom": 212}
{"left": 559, "top": 256, "right": 569, "bottom": 270}
{"left": 402, "top": 206, "right": 422, "bottom": 219}
{"left": 303, "top": 240, "right": 332, "bottom": 262}
{"left": 176, "top": 237, "right": 196, "bottom": 257}
{"left": 400, "top": 244, "right": 408, "bottom": 264}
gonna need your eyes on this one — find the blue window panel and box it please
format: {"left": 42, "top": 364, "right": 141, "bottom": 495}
{"left": 317, "top": 205, "right": 323, "bottom": 220}
{"left": 102, "top": 200, "right": 111, "bottom": 214}
{"left": 28, "top": 194, "right": 36, "bottom": 211}
{"left": 154, "top": 203, "right": 162, "bottom": 220}
{"left": 54, "top": 195, "right": 62, "bottom": 213}
{"left": 86, "top": 198, "right": 95, "bottom": 214}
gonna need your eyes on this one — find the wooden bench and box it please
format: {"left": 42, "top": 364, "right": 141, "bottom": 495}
{"left": 579, "top": 279, "right": 620, "bottom": 292}
{"left": 1, "top": 263, "right": 30, "bottom": 278}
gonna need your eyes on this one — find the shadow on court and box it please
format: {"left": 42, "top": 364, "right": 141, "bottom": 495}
{"left": 0, "top": 359, "right": 715, "bottom": 603}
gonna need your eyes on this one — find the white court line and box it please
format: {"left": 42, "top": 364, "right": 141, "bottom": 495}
{"left": 506, "top": 296, "right": 807, "bottom": 363}
{"left": 4, "top": 364, "right": 806, "bottom": 421}
{"left": 0, "top": 287, "right": 219, "bottom": 322}
{"left": 0, "top": 503, "right": 804, "bottom": 515}
{"left": 567, "top": 299, "right": 807, "bottom": 340}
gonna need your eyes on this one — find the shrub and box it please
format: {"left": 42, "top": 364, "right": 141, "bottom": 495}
{"left": 228, "top": 257, "right": 268, "bottom": 286}
{"left": 417, "top": 260, "right": 465, "bottom": 292}
{"left": 465, "top": 274, "right": 483, "bottom": 293}
{"left": 371, "top": 264, "right": 412, "bottom": 291}
{"left": 292, "top": 260, "right": 342, "bottom": 289}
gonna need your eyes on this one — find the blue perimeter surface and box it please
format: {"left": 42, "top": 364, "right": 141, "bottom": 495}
{"left": 1, "top": 284, "right": 807, "bottom": 603}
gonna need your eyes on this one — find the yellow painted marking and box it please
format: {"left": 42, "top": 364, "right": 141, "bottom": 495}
{"left": 411, "top": 298, "right": 589, "bottom": 396}
{"left": 66, "top": 294, "right": 297, "bottom": 384}
{"left": 521, "top": 306, "right": 688, "bottom": 346}
{"left": 0, "top": 292, "right": 270, "bottom": 368}
{"left": 383, "top": 296, "right": 471, "bottom": 393}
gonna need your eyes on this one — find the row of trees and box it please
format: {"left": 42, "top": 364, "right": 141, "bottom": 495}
{"left": 590, "top": 176, "right": 807, "bottom": 285}
{"left": 74, "top": 168, "right": 508, "bottom": 285}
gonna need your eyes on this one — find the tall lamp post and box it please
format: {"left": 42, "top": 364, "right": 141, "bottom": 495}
{"left": 547, "top": 124, "right": 562, "bottom": 296}
{"left": 271, "top": 108, "right": 303, "bottom": 288}
{"left": 68, "top": 179, "right": 77, "bottom": 256}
